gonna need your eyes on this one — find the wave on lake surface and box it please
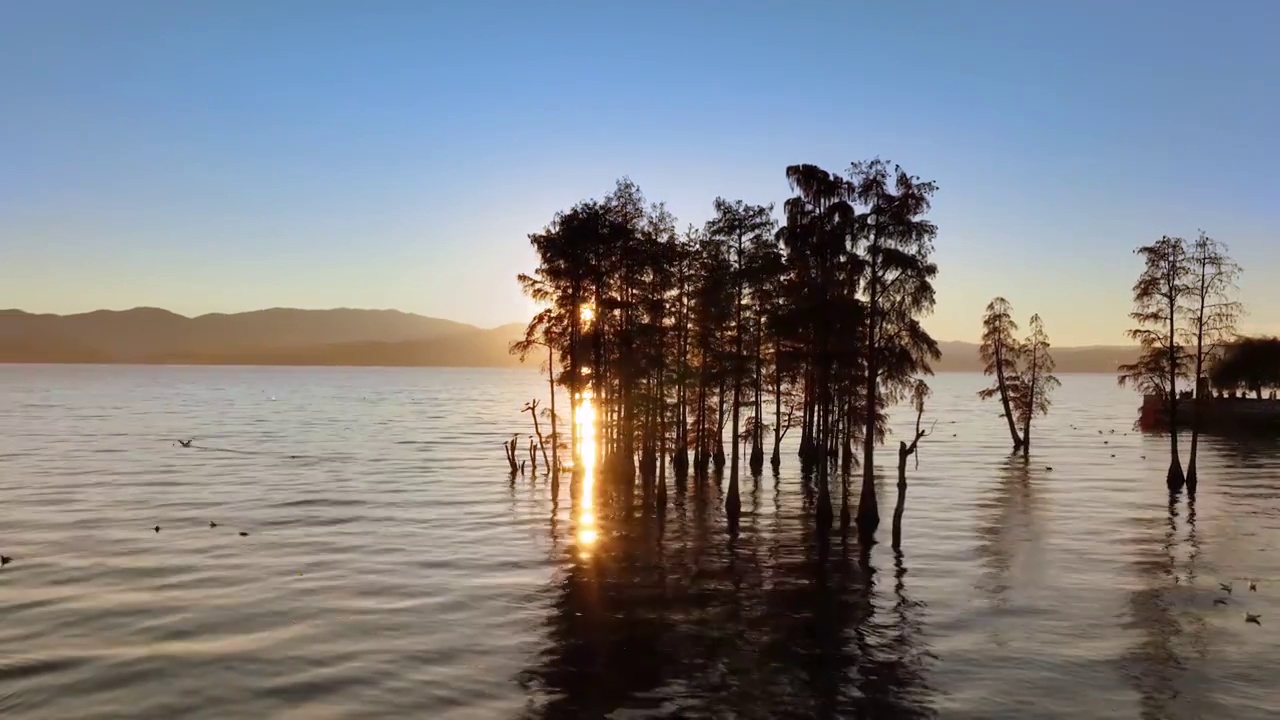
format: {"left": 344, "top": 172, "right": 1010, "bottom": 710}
{"left": 1, "top": 366, "right": 1278, "bottom": 719}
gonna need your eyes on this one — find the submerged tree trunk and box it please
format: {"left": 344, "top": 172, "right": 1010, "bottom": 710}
{"left": 1187, "top": 361, "right": 1203, "bottom": 496}
{"left": 1021, "top": 344, "right": 1036, "bottom": 457}
{"left": 714, "top": 379, "right": 728, "bottom": 471}
{"left": 815, "top": 373, "right": 834, "bottom": 530}
{"left": 1167, "top": 308, "right": 1185, "bottom": 493}
{"left": 892, "top": 441, "right": 909, "bottom": 549}
{"left": 858, "top": 365, "right": 880, "bottom": 535}
{"left": 995, "top": 345, "right": 1023, "bottom": 452}
{"left": 728, "top": 369, "right": 742, "bottom": 522}
{"left": 858, "top": 247, "right": 882, "bottom": 536}
{"left": 547, "top": 345, "right": 559, "bottom": 477}
{"left": 749, "top": 318, "right": 765, "bottom": 474}
{"left": 771, "top": 337, "right": 783, "bottom": 471}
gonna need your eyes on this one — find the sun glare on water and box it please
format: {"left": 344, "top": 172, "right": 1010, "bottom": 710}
{"left": 575, "top": 389, "right": 598, "bottom": 555}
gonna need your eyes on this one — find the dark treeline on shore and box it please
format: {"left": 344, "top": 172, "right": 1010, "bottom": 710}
{"left": 514, "top": 159, "right": 944, "bottom": 540}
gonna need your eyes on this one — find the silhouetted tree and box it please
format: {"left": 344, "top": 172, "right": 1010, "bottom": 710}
{"left": 1179, "top": 232, "right": 1241, "bottom": 493}
{"left": 892, "top": 380, "right": 933, "bottom": 549}
{"left": 514, "top": 160, "right": 942, "bottom": 543}
{"left": 1119, "top": 237, "right": 1192, "bottom": 493}
{"left": 1010, "top": 314, "right": 1058, "bottom": 456}
{"left": 850, "top": 160, "right": 941, "bottom": 537}
{"left": 1209, "top": 336, "right": 1280, "bottom": 397}
{"left": 706, "top": 198, "right": 777, "bottom": 523}
{"left": 977, "top": 297, "right": 1024, "bottom": 452}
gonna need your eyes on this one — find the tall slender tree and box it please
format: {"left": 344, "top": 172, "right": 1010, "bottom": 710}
{"left": 1011, "top": 314, "right": 1059, "bottom": 455}
{"left": 705, "top": 198, "right": 777, "bottom": 522}
{"left": 1118, "top": 236, "right": 1192, "bottom": 493}
{"left": 1179, "top": 231, "right": 1242, "bottom": 493}
{"left": 850, "top": 160, "right": 941, "bottom": 536}
{"left": 977, "top": 297, "right": 1024, "bottom": 452}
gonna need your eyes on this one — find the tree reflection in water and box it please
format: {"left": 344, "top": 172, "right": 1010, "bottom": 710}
{"left": 516, "top": 461, "right": 937, "bottom": 719}
{"left": 1122, "top": 494, "right": 1215, "bottom": 720}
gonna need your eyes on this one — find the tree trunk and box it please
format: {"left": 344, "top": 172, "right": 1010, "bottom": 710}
{"left": 892, "top": 441, "right": 909, "bottom": 549}
{"left": 547, "top": 345, "right": 558, "bottom": 477}
{"left": 815, "top": 380, "right": 833, "bottom": 530}
{"left": 714, "top": 379, "right": 727, "bottom": 471}
{"left": 800, "top": 365, "right": 814, "bottom": 465}
{"left": 529, "top": 407, "right": 550, "bottom": 470}
{"left": 749, "top": 318, "right": 765, "bottom": 474}
{"left": 995, "top": 344, "right": 1023, "bottom": 451}
{"left": 858, "top": 359, "right": 880, "bottom": 534}
{"left": 1166, "top": 297, "right": 1185, "bottom": 493}
{"left": 728, "top": 364, "right": 742, "bottom": 520}
{"left": 1187, "top": 355, "right": 1203, "bottom": 496}
{"left": 858, "top": 248, "right": 881, "bottom": 535}
{"left": 1021, "top": 345, "right": 1036, "bottom": 457}
{"left": 771, "top": 337, "right": 783, "bottom": 471}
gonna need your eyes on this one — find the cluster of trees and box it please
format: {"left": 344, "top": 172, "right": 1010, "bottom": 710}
{"left": 513, "top": 160, "right": 941, "bottom": 537}
{"left": 976, "top": 298, "right": 1060, "bottom": 454}
{"left": 1209, "top": 336, "right": 1280, "bottom": 398}
{"left": 1118, "top": 232, "right": 1242, "bottom": 495}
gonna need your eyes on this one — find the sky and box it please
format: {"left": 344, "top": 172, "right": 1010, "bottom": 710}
{"left": 3, "top": 1, "right": 1278, "bottom": 345}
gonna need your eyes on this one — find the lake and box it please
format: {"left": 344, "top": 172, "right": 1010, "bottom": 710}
{"left": 1, "top": 365, "right": 1277, "bottom": 719}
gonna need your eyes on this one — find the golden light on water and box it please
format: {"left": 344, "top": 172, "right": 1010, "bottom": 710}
{"left": 575, "top": 389, "right": 598, "bottom": 556}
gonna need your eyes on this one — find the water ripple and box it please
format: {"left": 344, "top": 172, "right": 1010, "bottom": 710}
{"left": 1, "top": 366, "right": 1278, "bottom": 718}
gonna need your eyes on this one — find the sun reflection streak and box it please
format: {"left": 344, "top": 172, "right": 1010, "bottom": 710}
{"left": 575, "top": 389, "right": 598, "bottom": 557}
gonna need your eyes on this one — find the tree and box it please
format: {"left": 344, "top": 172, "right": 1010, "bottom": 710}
{"left": 892, "top": 379, "right": 933, "bottom": 549}
{"left": 1210, "top": 336, "right": 1280, "bottom": 397}
{"left": 705, "top": 198, "right": 777, "bottom": 524}
{"left": 977, "top": 297, "right": 1024, "bottom": 452}
{"left": 1011, "top": 314, "right": 1059, "bottom": 455}
{"left": 850, "top": 160, "right": 941, "bottom": 537}
{"left": 1118, "top": 236, "right": 1192, "bottom": 493}
{"left": 512, "top": 160, "right": 944, "bottom": 544}
{"left": 1179, "top": 231, "right": 1241, "bottom": 493}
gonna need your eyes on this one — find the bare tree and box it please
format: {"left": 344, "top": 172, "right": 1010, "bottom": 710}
{"left": 510, "top": 307, "right": 562, "bottom": 476}
{"left": 1118, "top": 237, "right": 1192, "bottom": 493}
{"left": 1180, "top": 231, "right": 1242, "bottom": 493}
{"left": 978, "top": 297, "right": 1024, "bottom": 452}
{"left": 892, "top": 380, "right": 933, "bottom": 549}
{"left": 522, "top": 399, "right": 551, "bottom": 471}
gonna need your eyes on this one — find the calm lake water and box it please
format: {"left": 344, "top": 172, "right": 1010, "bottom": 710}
{"left": 1, "top": 366, "right": 1278, "bottom": 719}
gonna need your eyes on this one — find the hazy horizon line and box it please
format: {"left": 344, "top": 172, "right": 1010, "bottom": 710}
{"left": 0, "top": 303, "right": 1156, "bottom": 348}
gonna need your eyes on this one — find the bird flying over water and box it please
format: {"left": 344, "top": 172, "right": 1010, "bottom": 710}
{"left": 1246, "top": 613, "right": 1261, "bottom": 625}
{"left": 1250, "top": 581, "right": 1258, "bottom": 592}
{"left": 153, "top": 525, "right": 161, "bottom": 533}
{"left": 177, "top": 439, "right": 194, "bottom": 448}
{"left": 1220, "top": 582, "right": 1233, "bottom": 594}
{"left": 1215, "top": 598, "right": 1228, "bottom": 606}
{"left": 0, "top": 555, "right": 11, "bottom": 567}
{"left": 209, "top": 521, "right": 217, "bottom": 528}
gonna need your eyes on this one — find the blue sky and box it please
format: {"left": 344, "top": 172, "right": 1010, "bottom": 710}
{"left": 3, "top": 0, "right": 1277, "bottom": 345}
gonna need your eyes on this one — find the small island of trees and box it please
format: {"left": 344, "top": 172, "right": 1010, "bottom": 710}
{"left": 507, "top": 162, "right": 1264, "bottom": 545}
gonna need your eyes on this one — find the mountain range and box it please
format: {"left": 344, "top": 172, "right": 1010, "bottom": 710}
{"left": 0, "top": 308, "right": 1139, "bottom": 373}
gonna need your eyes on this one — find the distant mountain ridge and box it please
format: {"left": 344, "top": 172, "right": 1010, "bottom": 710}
{"left": 0, "top": 307, "right": 1138, "bottom": 372}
